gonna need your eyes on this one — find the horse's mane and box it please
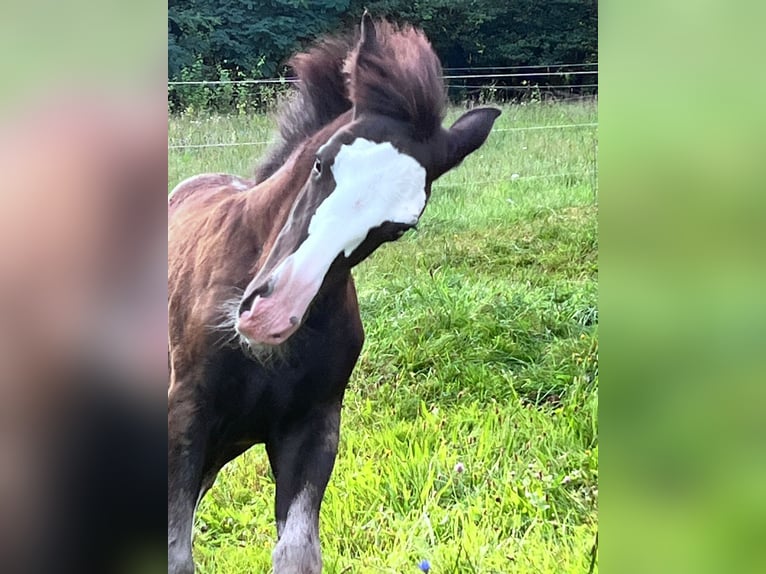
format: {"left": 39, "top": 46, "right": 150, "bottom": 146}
{"left": 255, "top": 19, "right": 446, "bottom": 182}
{"left": 254, "top": 36, "right": 353, "bottom": 182}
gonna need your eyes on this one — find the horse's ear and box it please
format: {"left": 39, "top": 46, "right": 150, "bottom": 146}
{"left": 359, "top": 10, "right": 377, "bottom": 51}
{"left": 352, "top": 11, "right": 377, "bottom": 119}
{"left": 443, "top": 107, "right": 502, "bottom": 173}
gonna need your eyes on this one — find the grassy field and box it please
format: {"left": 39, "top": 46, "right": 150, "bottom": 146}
{"left": 169, "top": 99, "right": 598, "bottom": 573}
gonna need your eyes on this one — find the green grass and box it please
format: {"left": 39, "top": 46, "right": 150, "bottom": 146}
{"left": 169, "top": 100, "right": 598, "bottom": 573}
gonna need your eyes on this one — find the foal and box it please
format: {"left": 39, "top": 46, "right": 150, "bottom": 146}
{"left": 168, "top": 14, "right": 500, "bottom": 574}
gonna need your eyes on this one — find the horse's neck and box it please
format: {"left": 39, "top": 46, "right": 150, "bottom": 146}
{"left": 244, "top": 154, "right": 307, "bottom": 252}
{"left": 304, "top": 270, "right": 357, "bottom": 327}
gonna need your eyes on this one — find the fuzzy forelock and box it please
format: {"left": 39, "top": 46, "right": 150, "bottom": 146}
{"left": 256, "top": 19, "right": 445, "bottom": 181}
{"left": 345, "top": 20, "right": 446, "bottom": 140}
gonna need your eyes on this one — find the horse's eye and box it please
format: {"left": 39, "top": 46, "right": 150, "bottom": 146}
{"left": 313, "top": 158, "right": 322, "bottom": 175}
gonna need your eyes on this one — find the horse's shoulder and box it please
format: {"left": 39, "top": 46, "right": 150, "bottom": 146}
{"left": 168, "top": 173, "right": 253, "bottom": 213}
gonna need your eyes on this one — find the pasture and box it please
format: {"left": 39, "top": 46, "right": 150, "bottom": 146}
{"left": 168, "top": 99, "right": 598, "bottom": 573}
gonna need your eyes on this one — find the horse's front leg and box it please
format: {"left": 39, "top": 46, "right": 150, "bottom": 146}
{"left": 266, "top": 402, "right": 342, "bottom": 574}
{"left": 167, "top": 384, "right": 211, "bottom": 574}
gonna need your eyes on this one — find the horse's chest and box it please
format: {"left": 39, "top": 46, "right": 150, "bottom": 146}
{"left": 262, "top": 337, "right": 359, "bottom": 410}
{"left": 229, "top": 331, "right": 361, "bottom": 440}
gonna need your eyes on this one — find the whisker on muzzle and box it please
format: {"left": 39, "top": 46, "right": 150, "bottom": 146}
{"left": 204, "top": 288, "right": 290, "bottom": 367}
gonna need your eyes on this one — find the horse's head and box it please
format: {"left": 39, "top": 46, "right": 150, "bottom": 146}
{"left": 237, "top": 13, "right": 500, "bottom": 346}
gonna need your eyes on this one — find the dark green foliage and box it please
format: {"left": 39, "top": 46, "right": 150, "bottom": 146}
{"left": 168, "top": 0, "right": 597, "bottom": 112}
{"left": 169, "top": 0, "right": 351, "bottom": 79}
{"left": 168, "top": 0, "right": 596, "bottom": 76}
{"left": 344, "top": 0, "right": 597, "bottom": 68}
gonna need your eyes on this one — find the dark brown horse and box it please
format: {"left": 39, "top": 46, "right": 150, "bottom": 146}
{"left": 168, "top": 14, "right": 500, "bottom": 574}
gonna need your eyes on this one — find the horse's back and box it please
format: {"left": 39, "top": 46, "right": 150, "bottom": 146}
{"left": 168, "top": 173, "right": 253, "bottom": 216}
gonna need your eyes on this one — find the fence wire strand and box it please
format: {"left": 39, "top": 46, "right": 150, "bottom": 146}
{"left": 443, "top": 63, "right": 597, "bottom": 72}
{"left": 168, "top": 68, "right": 598, "bottom": 191}
{"left": 168, "top": 122, "right": 598, "bottom": 150}
{"left": 168, "top": 69, "right": 598, "bottom": 87}
{"left": 433, "top": 172, "right": 594, "bottom": 189}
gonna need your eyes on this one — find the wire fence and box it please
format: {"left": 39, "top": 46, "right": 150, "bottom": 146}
{"left": 432, "top": 171, "right": 595, "bottom": 190}
{"left": 168, "top": 64, "right": 598, "bottom": 194}
{"left": 444, "top": 84, "right": 599, "bottom": 92}
{"left": 168, "top": 65, "right": 598, "bottom": 114}
{"left": 168, "top": 122, "right": 598, "bottom": 150}
{"left": 168, "top": 122, "right": 599, "bottom": 196}
{"left": 443, "top": 62, "right": 597, "bottom": 71}
{"left": 168, "top": 69, "right": 597, "bottom": 86}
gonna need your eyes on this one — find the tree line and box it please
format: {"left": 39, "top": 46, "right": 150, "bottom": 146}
{"left": 168, "top": 0, "right": 597, "bottom": 112}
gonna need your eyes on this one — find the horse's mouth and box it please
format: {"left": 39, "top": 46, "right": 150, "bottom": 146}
{"left": 237, "top": 304, "right": 300, "bottom": 345}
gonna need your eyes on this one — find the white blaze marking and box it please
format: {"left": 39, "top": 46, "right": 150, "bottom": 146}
{"left": 276, "top": 139, "right": 426, "bottom": 288}
{"left": 316, "top": 138, "right": 426, "bottom": 255}
{"left": 272, "top": 488, "right": 321, "bottom": 573}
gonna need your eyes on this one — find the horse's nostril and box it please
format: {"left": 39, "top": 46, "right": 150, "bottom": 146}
{"left": 240, "top": 292, "right": 257, "bottom": 314}
{"left": 240, "top": 279, "right": 274, "bottom": 313}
